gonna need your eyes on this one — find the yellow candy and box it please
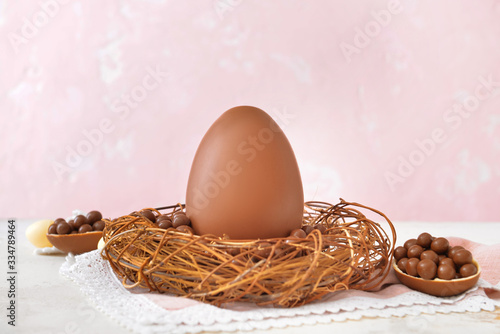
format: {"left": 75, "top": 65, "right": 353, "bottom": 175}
{"left": 26, "top": 219, "right": 54, "bottom": 248}
{"left": 97, "top": 237, "right": 105, "bottom": 250}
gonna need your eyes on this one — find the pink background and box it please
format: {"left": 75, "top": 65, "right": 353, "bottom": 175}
{"left": 1, "top": 0, "right": 499, "bottom": 221}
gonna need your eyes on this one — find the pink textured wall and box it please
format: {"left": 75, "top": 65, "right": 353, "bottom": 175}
{"left": 1, "top": 1, "right": 499, "bottom": 221}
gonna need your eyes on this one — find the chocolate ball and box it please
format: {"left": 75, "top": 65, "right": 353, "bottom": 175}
{"left": 158, "top": 220, "right": 172, "bottom": 229}
{"left": 417, "top": 232, "right": 433, "bottom": 248}
{"left": 437, "top": 264, "right": 456, "bottom": 280}
{"left": 439, "top": 257, "right": 455, "bottom": 268}
{"left": 407, "top": 245, "right": 424, "bottom": 258}
{"left": 173, "top": 213, "right": 191, "bottom": 227}
{"left": 176, "top": 225, "right": 193, "bottom": 234}
{"left": 78, "top": 224, "right": 93, "bottom": 233}
{"left": 314, "top": 225, "right": 327, "bottom": 234}
{"left": 227, "top": 247, "right": 240, "bottom": 256}
{"left": 68, "top": 220, "right": 78, "bottom": 230}
{"left": 417, "top": 259, "right": 437, "bottom": 280}
{"left": 74, "top": 215, "right": 88, "bottom": 229}
{"left": 140, "top": 210, "right": 156, "bottom": 223}
{"left": 453, "top": 249, "right": 473, "bottom": 266}
{"left": 254, "top": 243, "right": 272, "bottom": 258}
{"left": 157, "top": 215, "right": 172, "bottom": 223}
{"left": 54, "top": 218, "right": 66, "bottom": 225}
{"left": 93, "top": 220, "right": 105, "bottom": 231}
{"left": 447, "top": 246, "right": 464, "bottom": 259}
{"left": 302, "top": 225, "right": 315, "bottom": 235}
{"left": 397, "top": 258, "right": 409, "bottom": 273}
{"left": 420, "top": 250, "right": 439, "bottom": 265}
{"left": 48, "top": 224, "right": 58, "bottom": 235}
{"left": 430, "top": 237, "right": 449, "bottom": 254}
{"left": 56, "top": 222, "right": 71, "bottom": 235}
{"left": 87, "top": 210, "right": 103, "bottom": 224}
{"left": 406, "top": 258, "right": 420, "bottom": 277}
{"left": 290, "top": 229, "right": 306, "bottom": 238}
{"left": 459, "top": 263, "right": 477, "bottom": 278}
{"left": 394, "top": 246, "right": 407, "bottom": 261}
{"left": 404, "top": 238, "right": 418, "bottom": 250}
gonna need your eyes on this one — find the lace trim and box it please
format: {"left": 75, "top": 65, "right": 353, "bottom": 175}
{"left": 60, "top": 250, "right": 500, "bottom": 334}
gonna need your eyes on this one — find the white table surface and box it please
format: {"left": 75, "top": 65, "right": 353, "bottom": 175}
{"left": 1, "top": 219, "right": 499, "bottom": 334}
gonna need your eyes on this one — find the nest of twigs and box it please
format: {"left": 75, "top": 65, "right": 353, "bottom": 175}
{"left": 101, "top": 199, "right": 396, "bottom": 307}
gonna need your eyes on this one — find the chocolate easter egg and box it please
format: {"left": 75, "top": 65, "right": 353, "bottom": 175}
{"left": 186, "top": 106, "right": 304, "bottom": 239}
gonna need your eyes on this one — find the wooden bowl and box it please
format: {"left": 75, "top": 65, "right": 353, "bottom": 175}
{"left": 46, "top": 232, "right": 103, "bottom": 254}
{"left": 393, "top": 258, "right": 481, "bottom": 297}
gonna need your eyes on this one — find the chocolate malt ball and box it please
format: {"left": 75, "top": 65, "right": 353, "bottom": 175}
{"left": 407, "top": 245, "right": 424, "bottom": 258}
{"left": 48, "top": 224, "right": 58, "bottom": 235}
{"left": 302, "top": 225, "right": 315, "bottom": 235}
{"left": 416, "top": 232, "right": 433, "bottom": 249}
{"left": 314, "top": 225, "right": 327, "bottom": 234}
{"left": 430, "top": 237, "right": 449, "bottom": 255}
{"left": 158, "top": 220, "right": 173, "bottom": 229}
{"left": 93, "top": 220, "right": 106, "bottom": 231}
{"left": 417, "top": 259, "right": 437, "bottom": 280}
{"left": 290, "top": 229, "right": 307, "bottom": 238}
{"left": 447, "top": 246, "right": 464, "bottom": 259}
{"left": 439, "top": 257, "right": 455, "bottom": 268}
{"left": 56, "top": 222, "right": 72, "bottom": 235}
{"left": 453, "top": 249, "right": 473, "bottom": 267}
{"left": 404, "top": 238, "right": 418, "bottom": 250}
{"left": 54, "top": 218, "right": 66, "bottom": 225}
{"left": 459, "top": 263, "right": 477, "bottom": 278}
{"left": 394, "top": 246, "right": 407, "bottom": 261}
{"left": 74, "top": 215, "right": 89, "bottom": 229}
{"left": 173, "top": 213, "right": 191, "bottom": 227}
{"left": 86, "top": 210, "right": 103, "bottom": 224}
{"left": 156, "top": 215, "right": 172, "bottom": 223}
{"left": 420, "top": 250, "right": 439, "bottom": 265}
{"left": 176, "top": 225, "right": 193, "bottom": 234}
{"left": 397, "top": 258, "right": 409, "bottom": 273}
{"left": 437, "top": 264, "right": 456, "bottom": 280}
{"left": 78, "top": 224, "right": 93, "bottom": 233}
{"left": 406, "top": 258, "right": 420, "bottom": 277}
{"left": 140, "top": 210, "right": 156, "bottom": 223}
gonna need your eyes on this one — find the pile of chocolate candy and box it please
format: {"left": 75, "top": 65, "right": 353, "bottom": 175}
{"left": 138, "top": 209, "right": 193, "bottom": 234}
{"left": 48, "top": 210, "right": 105, "bottom": 235}
{"left": 137, "top": 208, "right": 326, "bottom": 238}
{"left": 395, "top": 233, "right": 477, "bottom": 280}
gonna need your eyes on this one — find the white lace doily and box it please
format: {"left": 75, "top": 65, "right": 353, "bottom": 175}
{"left": 60, "top": 250, "right": 500, "bottom": 334}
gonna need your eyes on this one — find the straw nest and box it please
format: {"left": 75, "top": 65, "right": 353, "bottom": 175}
{"left": 101, "top": 199, "right": 396, "bottom": 307}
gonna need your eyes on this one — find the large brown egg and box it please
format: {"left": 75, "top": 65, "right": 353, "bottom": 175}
{"left": 186, "top": 106, "right": 304, "bottom": 239}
